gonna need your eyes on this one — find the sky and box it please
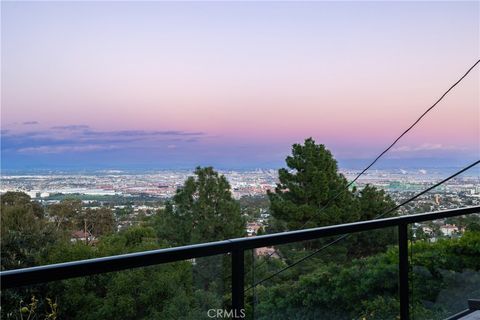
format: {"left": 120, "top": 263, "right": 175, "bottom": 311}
{"left": 1, "top": 1, "right": 479, "bottom": 170}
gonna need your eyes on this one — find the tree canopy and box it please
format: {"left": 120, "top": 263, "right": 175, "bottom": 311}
{"left": 156, "top": 166, "right": 245, "bottom": 246}
{"left": 268, "top": 138, "right": 358, "bottom": 231}
{"left": 267, "top": 138, "right": 396, "bottom": 259}
{"left": 1, "top": 192, "right": 58, "bottom": 270}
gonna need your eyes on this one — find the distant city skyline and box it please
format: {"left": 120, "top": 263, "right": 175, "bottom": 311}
{"left": 1, "top": 1, "right": 479, "bottom": 170}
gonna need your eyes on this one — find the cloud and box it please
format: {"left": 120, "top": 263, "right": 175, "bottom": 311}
{"left": 22, "top": 121, "right": 39, "bottom": 125}
{"left": 392, "top": 143, "right": 466, "bottom": 152}
{"left": 51, "top": 125, "right": 90, "bottom": 130}
{"left": 1, "top": 125, "right": 207, "bottom": 155}
{"left": 17, "top": 145, "right": 118, "bottom": 154}
{"left": 82, "top": 129, "right": 204, "bottom": 137}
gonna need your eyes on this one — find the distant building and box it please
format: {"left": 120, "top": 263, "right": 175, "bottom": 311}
{"left": 440, "top": 224, "right": 461, "bottom": 236}
{"left": 246, "top": 222, "right": 262, "bottom": 236}
{"left": 71, "top": 230, "right": 95, "bottom": 243}
{"left": 26, "top": 191, "right": 39, "bottom": 198}
{"left": 255, "top": 246, "right": 279, "bottom": 258}
{"left": 422, "top": 226, "right": 433, "bottom": 236}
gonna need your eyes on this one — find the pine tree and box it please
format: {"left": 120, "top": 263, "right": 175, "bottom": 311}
{"left": 157, "top": 166, "right": 245, "bottom": 245}
{"left": 268, "top": 138, "right": 358, "bottom": 231}
{"left": 267, "top": 138, "right": 397, "bottom": 261}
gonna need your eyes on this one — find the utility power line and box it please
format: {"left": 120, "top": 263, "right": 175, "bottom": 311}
{"left": 248, "top": 59, "right": 480, "bottom": 275}
{"left": 299, "top": 59, "right": 480, "bottom": 229}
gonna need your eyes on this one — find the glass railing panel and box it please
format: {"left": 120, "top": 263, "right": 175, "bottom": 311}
{"left": 410, "top": 214, "right": 480, "bottom": 319}
{"left": 1, "top": 254, "right": 229, "bottom": 320}
{"left": 249, "top": 227, "right": 399, "bottom": 320}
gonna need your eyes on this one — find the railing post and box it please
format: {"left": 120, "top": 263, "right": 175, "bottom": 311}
{"left": 398, "top": 223, "right": 409, "bottom": 320}
{"left": 231, "top": 249, "right": 245, "bottom": 315}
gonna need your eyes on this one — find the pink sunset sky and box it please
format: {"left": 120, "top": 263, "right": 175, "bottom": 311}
{"left": 1, "top": 1, "right": 479, "bottom": 169}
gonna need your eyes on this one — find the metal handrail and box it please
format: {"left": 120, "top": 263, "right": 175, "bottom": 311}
{"left": 2, "top": 205, "right": 479, "bottom": 319}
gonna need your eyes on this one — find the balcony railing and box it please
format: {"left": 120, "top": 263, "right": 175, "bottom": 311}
{"left": 2, "top": 206, "right": 480, "bottom": 319}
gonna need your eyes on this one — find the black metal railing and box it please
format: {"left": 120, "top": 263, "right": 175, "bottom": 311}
{"left": 2, "top": 206, "right": 479, "bottom": 319}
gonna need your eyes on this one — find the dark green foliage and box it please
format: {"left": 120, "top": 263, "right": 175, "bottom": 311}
{"left": 268, "top": 138, "right": 357, "bottom": 231}
{"left": 268, "top": 139, "right": 396, "bottom": 232}
{"left": 1, "top": 192, "right": 58, "bottom": 270}
{"left": 267, "top": 138, "right": 397, "bottom": 263}
{"left": 155, "top": 166, "right": 245, "bottom": 246}
{"left": 358, "top": 296, "right": 401, "bottom": 320}
{"left": 1, "top": 192, "right": 61, "bottom": 319}
{"left": 254, "top": 231, "right": 480, "bottom": 319}
{"left": 82, "top": 207, "right": 115, "bottom": 238}
{"left": 348, "top": 185, "right": 397, "bottom": 257}
{"left": 153, "top": 167, "right": 246, "bottom": 303}
{"left": 47, "top": 199, "right": 83, "bottom": 236}
{"left": 47, "top": 199, "right": 115, "bottom": 241}
{"left": 42, "top": 227, "right": 200, "bottom": 320}
{"left": 356, "top": 185, "right": 395, "bottom": 220}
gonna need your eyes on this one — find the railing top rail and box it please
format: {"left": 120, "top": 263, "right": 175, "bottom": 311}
{"left": 2, "top": 206, "right": 479, "bottom": 289}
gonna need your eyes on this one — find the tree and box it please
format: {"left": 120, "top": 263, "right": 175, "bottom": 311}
{"left": 48, "top": 199, "right": 116, "bottom": 242}
{"left": 1, "top": 191, "right": 43, "bottom": 216}
{"left": 1, "top": 192, "right": 58, "bottom": 270}
{"left": 1, "top": 192, "right": 60, "bottom": 319}
{"left": 267, "top": 138, "right": 397, "bottom": 262}
{"left": 82, "top": 207, "right": 116, "bottom": 238}
{"left": 43, "top": 226, "right": 206, "bottom": 320}
{"left": 47, "top": 199, "right": 82, "bottom": 236}
{"left": 349, "top": 185, "right": 397, "bottom": 257}
{"left": 154, "top": 167, "right": 246, "bottom": 297}
{"left": 156, "top": 166, "right": 245, "bottom": 246}
{"left": 267, "top": 138, "right": 358, "bottom": 232}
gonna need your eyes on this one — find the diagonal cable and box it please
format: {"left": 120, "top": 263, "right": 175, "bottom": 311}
{"left": 299, "top": 58, "right": 479, "bottom": 230}
{"left": 247, "top": 59, "right": 480, "bottom": 275}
